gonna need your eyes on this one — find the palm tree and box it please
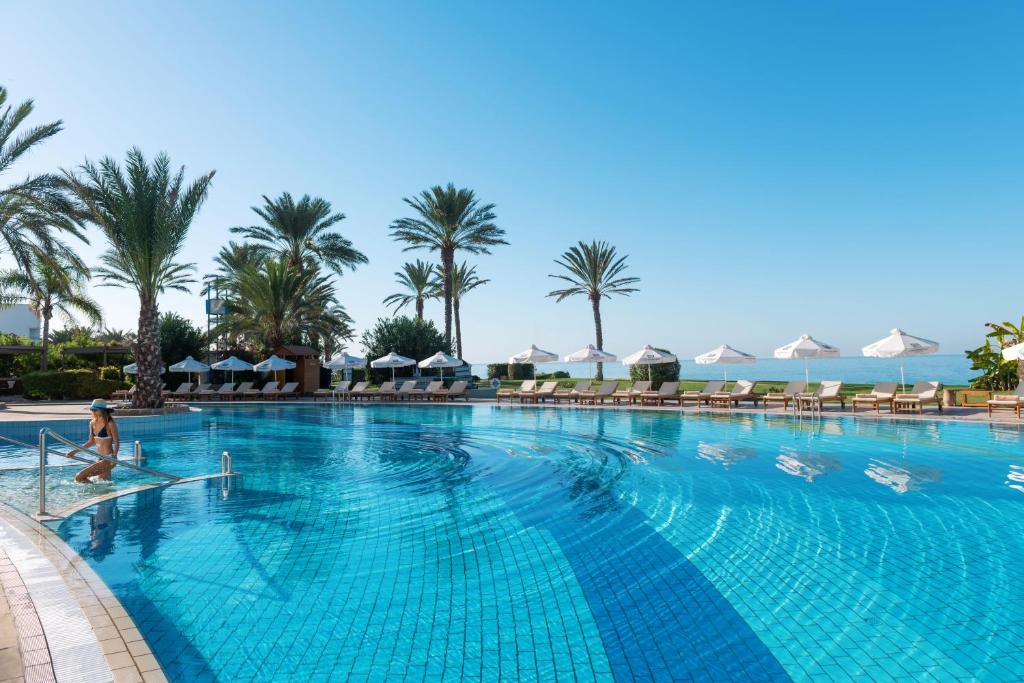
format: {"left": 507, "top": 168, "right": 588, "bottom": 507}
{"left": 64, "top": 148, "right": 214, "bottom": 408}
{"left": 987, "top": 318, "right": 1024, "bottom": 384}
{"left": 231, "top": 192, "right": 367, "bottom": 276}
{"left": 389, "top": 183, "right": 506, "bottom": 348}
{"left": 214, "top": 258, "right": 352, "bottom": 352}
{"left": 548, "top": 241, "right": 640, "bottom": 380}
{"left": 202, "top": 240, "right": 265, "bottom": 294}
{"left": 431, "top": 262, "right": 489, "bottom": 359}
{"left": 0, "top": 251, "right": 101, "bottom": 370}
{"left": 0, "top": 85, "right": 85, "bottom": 272}
{"left": 383, "top": 260, "right": 436, "bottom": 320}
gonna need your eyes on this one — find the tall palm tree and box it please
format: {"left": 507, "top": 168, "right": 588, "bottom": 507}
{"left": 231, "top": 192, "right": 367, "bottom": 276}
{"left": 548, "top": 241, "right": 640, "bottom": 380}
{"left": 383, "top": 260, "right": 436, "bottom": 320}
{"left": 64, "top": 148, "right": 214, "bottom": 408}
{"left": 0, "top": 85, "right": 85, "bottom": 272}
{"left": 431, "top": 262, "right": 489, "bottom": 359}
{"left": 214, "top": 258, "right": 352, "bottom": 352}
{"left": 202, "top": 240, "right": 266, "bottom": 294}
{"left": 0, "top": 251, "right": 101, "bottom": 370}
{"left": 389, "top": 183, "right": 506, "bottom": 348}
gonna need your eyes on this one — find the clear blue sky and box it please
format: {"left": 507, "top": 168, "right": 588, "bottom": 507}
{"left": 5, "top": 1, "right": 1022, "bottom": 361}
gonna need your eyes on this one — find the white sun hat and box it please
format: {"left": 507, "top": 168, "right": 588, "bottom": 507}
{"left": 622, "top": 345, "right": 677, "bottom": 382}
{"left": 694, "top": 344, "right": 756, "bottom": 382}
{"left": 774, "top": 334, "right": 840, "bottom": 384}
{"left": 862, "top": 328, "right": 939, "bottom": 390}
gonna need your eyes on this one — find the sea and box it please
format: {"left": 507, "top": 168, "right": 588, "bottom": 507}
{"left": 472, "top": 354, "right": 976, "bottom": 385}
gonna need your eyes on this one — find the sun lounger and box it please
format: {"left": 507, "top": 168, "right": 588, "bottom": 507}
{"left": 196, "top": 383, "right": 233, "bottom": 400}
{"left": 314, "top": 380, "right": 350, "bottom": 401}
{"left": 396, "top": 380, "right": 421, "bottom": 400}
{"left": 342, "top": 381, "right": 368, "bottom": 400}
{"left": 709, "top": 380, "right": 757, "bottom": 409}
{"left": 892, "top": 381, "right": 942, "bottom": 414}
{"left": 612, "top": 381, "right": 651, "bottom": 404}
{"left": 271, "top": 381, "right": 299, "bottom": 400}
{"left": 522, "top": 381, "right": 559, "bottom": 403}
{"left": 554, "top": 380, "right": 592, "bottom": 404}
{"left": 987, "top": 384, "right": 1024, "bottom": 418}
{"left": 498, "top": 380, "right": 535, "bottom": 402}
{"left": 219, "top": 381, "right": 250, "bottom": 400}
{"left": 641, "top": 381, "right": 680, "bottom": 405}
{"left": 762, "top": 381, "right": 808, "bottom": 411}
{"left": 678, "top": 380, "right": 726, "bottom": 408}
{"left": 851, "top": 382, "right": 899, "bottom": 413}
{"left": 795, "top": 381, "right": 844, "bottom": 412}
{"left": 366, "top": 381, "right": 397, "bottom": 400}
{"left": 167, "top": 382, "right": 194, "bottom": 401}
{"left": 112, "top": 385, "right": 136, "bottom": 401}
{"left": 432, "top": 380, "right": 468, "bottom": 402}
{"left": 243, "top": 381, "right": 276, "bottom": 399}
{"left": 415, "top": 381, "right": 443, "bottom": 400}
{"left": 578, "top": 380, "right": 619, "bottom": 404}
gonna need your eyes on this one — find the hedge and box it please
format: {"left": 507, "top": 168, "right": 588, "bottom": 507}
{"left": 487, "top": 363, "right": 534, "bottom": 380}
{"left": 22, "top": 369, "right": 126, "bottom": 400}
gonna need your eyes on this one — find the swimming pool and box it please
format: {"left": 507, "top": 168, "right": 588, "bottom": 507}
{"left": 41, "top": 405, "right": 1024, "bottom": 681}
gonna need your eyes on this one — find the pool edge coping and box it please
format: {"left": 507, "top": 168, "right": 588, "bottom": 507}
{"left": 0, "top": 473, "right": 238, "bottom": 682}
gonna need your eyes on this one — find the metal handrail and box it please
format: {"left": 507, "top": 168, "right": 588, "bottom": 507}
{"left": 34, "top": 428, "right": 181, "bottom": 516}
{"left": 0, "top": 433, "right": 95, "bottom": 467}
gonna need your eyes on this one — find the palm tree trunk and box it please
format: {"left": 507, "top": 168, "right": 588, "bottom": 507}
{"left": 591, "top": 295, "right": 604, "bottom": 381}
{"left": 40, "top": 308, "right": 51, "bottom": 371}
{"left": 441, "top": 248, "right": 454, "bottom": 348}
{"left": 134, "top": 297, "right": 164, "bottom": 409}
{"left": 1018, "top": 358, "right": 1024, "bottom": 386}
{"left": 454, "top": 296, "right": 463, "bottom": 359}
{"left": 415, "top": 296, "right": 424, "bottom": 320}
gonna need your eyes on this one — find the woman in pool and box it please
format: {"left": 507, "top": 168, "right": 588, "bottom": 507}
{"left": 67, "top": 399, "right": 120, "bottom": 483}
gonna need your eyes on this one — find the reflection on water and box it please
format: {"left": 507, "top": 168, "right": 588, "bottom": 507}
{"left": 696, "top": 442, "right": 758, "bottom": 468}
{"left": 775, "top": 449, "right": 842, "bottom": 482}
{"left": 84, "top": 499, "right": 119, "bottom": 559}
{"left": 1007, "top": 465, "right": 1024, "bottom": 494}
{"left": 864, "top": 459, "right": 943, "bottom": 493}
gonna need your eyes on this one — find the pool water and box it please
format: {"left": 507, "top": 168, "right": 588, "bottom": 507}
{"left": 45, "top": 405, "right": 1024, "bottom": 681}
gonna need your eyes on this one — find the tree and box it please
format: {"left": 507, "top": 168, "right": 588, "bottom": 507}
{"left": 431, "top": 261, "right": 489, "bottom": 360}
{"left": 986, "top": 317, "right": 1024, "bottom": 385}
{"left": 383, "top": 260, "right": 436, "bottom": 320}
{"left": 231, "top": 192, "right": 367, "bottom": 276}
{"left": 548, "top": 241, "right": 639, "bottom": 380}
{"left": 389, "top": 183, "right": 506, "bottom": 348}
{"left": 0, "top": 85, "right": 86, "bottom": 273}
{"left": 360, "top": 316, "right": 450, "bottom": 383}
{"left": 64, "top": 148, "right": 214, "bottom": 408}
{"left": 202, "top": 240, "right": 265, "bottom": 294}
{"left": 213, "top": 258, "right": 353, "bottom": 353}
{"left": 159, "top": 312, "right": 206, "bottom": 384}
{"left": 0, "top": 251, "right": 102, "bottom": 370}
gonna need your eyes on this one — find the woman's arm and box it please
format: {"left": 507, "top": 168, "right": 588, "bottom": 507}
{"left": 67, "top": 435, "right": 96, "bottom": 459}
{"left": 109, "top": 421, "right": 120, "bottom": 457}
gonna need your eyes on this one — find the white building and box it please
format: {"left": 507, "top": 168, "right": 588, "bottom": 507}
{"left": 0, "top": 304, "right": 40, "bottom": 341}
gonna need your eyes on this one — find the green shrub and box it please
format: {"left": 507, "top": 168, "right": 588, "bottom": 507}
{"left": 360, "top": 316, "right": 451, "bottom": 383}
{"left": 487, "top": 363, "right": 534, "bottom": 380}
{"left": 628, "top": 348, "right": 680, "bottom": 385}
{"left": 98, "top": 365, "right": 124, "bottom": 382}
{"left": 536, "top": 370, "right": 570, "bottom": 379}
{"left": 22, "top": 369, "right": 125, "bottom": 400}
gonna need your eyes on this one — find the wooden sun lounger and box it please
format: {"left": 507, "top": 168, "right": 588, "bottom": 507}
{"left": 709, "top": 380, "right": 758, "bottom": 409}
{"left": 851, "top": 382, "right": 898, "bottom": 413}
{"left": 521, "top": 381, "right": 559, "bottom": 403}
{"left": 498, "top": 380, "right": 535, "bottom": 402}
{"left": 795, "top": 381, "right": 844, "bottom": 412}
{"left": 396, "top": 380, "right": 421, "bottom": 400}
{"left": 678, "top": 380, "right": 726, "bottom": 407}
{"left": 892, "top": 381, "right": 942, "bottom": 414}
{"left": 578, "top": 381, "right": 619, "bottom": 404}
{"left": 432, "top": 380, "right": 468, "bottom": 402}
{"left": 640, "top": 381, "right": 680, "bottom": 405}
{"left": 342, "top": 381, "right": 369, "bottom": 400}
{"left": 762, "top": 381, "right": 808, "bottom": 411}
{"left": 244, "top": 380, "right": 276, "bottom": 399}
{"left": 611, "top": 381, "right": 651, "bottom": 404}
{"left": 553, "top": 381, "right": 592, "bottom": 404}
{"left": 167, "top": 382, "right": 194, "bottom": 401}
{"left": 221, "top": 381, "right": 251, "bottom": 400}
{"left": 987, "top": 384, "right": 1023, "bottom": 418}
{"left": 196, "top": 383, "right": 233, "bottom": 400}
